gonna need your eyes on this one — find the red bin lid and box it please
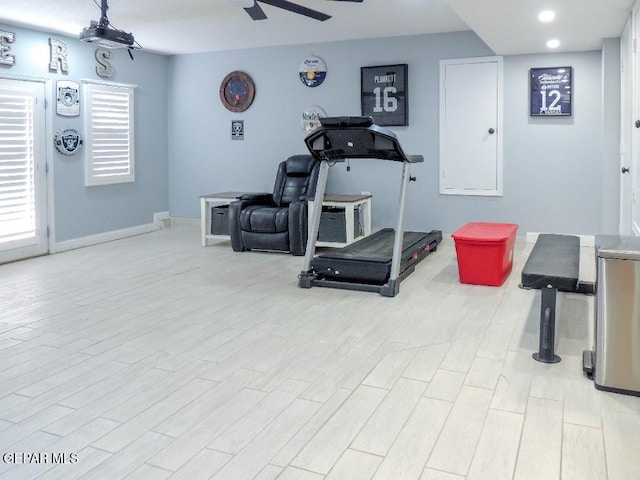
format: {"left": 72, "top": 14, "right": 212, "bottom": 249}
{"left": 452, "top": 222, "right": 519, "bottom": 242}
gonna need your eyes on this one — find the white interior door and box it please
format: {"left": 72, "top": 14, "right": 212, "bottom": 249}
{"left": 0, "top": 78, "right": 48, "bottom": 263}
{"left": 621, "top": 16, "right": 633, "bottom": 235}
{"left": 440, "top": 56, "right": 503, "bottom": 196}
{"left": 632, "top": 4, "right": 640, "bottom": 235}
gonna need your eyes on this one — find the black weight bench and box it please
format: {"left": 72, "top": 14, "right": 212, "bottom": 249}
{"left": 520, "top": 234, "right": 594, "bottom": 363}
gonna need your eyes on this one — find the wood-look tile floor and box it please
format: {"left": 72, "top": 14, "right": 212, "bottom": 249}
{"left": 1, "top": 223, "right": 639, "bottom": 479}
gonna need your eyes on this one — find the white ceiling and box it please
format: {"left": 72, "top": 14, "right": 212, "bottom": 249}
{"left": 0, "top": 0, "right": 634, "bottom": 56}
{"left": 449, "top": 0, "right": 635, "bottom": 55}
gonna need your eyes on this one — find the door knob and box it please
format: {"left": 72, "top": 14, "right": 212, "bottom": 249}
{"left": 635, "top": 120, "right": 640, "bottom": 128}
{"left": 622, "top": 167, "right": 630, "bottom": 174}
{"left": 488, "top": 128, "right": 495, "bottom": 135}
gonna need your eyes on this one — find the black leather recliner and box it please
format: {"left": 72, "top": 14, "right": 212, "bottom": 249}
{"left": 229, "top": 155, "right": 320, "bottom": 256}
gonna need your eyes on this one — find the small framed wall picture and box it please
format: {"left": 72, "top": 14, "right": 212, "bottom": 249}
{"left": 220, "top": 71, "right": 256, "bottom": 113}
{"left": 530, "top": 66, "right": 572, "bottom": 116}
{"left": 231, "top": 120, "right": 244, "bottom": 140}
{"left": 361, "top": 64, "right": 408, "bottom": 126}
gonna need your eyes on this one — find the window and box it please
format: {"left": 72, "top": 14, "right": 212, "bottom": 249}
{"left": 0, "top": 85, "right": 37, "bottom": 245}
{"left": 82, "top": 80, "right": 135, "bottom": 186}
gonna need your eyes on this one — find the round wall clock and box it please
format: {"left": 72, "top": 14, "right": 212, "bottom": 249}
{"left": 219, "top": 71, "right": 256, "bottom": 112}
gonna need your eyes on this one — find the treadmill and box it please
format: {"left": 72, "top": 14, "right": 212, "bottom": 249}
{"left": 298, "top": 116, "right": 442, "bottom": 297}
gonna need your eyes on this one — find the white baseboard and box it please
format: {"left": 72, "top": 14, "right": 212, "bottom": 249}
{"left": 525, "top": 232, "right": 596, "bottom": 247}
{"left": 51, "top": 222, "right": 159, "bottom": 254}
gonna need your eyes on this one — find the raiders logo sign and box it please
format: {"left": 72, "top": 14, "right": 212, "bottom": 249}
{"left": 56, "top": 80, "right": 80, "bottom": 117}
{"left": 54, "top": 128, "right": 83, "bottom": 156}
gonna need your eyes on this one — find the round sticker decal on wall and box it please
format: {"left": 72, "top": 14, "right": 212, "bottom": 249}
{"left": 301, "top": 105, "right": 327, "bottom": 132}
{"left": 299, "top": 56, "right": 327, "bottom": 88}
{"left": 54, "top": 128, "right": 83, "bottom": 156}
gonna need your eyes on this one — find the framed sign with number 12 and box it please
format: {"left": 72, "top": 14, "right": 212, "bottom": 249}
{"left": 530, "top": 66, "right": 572, "bottom": 116}
{"left": 361, "top": 64, "right": 408, "bottom": 126}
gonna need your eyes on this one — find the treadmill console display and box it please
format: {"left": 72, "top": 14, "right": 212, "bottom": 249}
{"left": 305, "top": 116, "right": 423, "bottom": 164}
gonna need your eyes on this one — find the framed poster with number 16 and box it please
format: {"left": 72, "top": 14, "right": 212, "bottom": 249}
{"left": 361, "top": 64, "right": 408, "bottom": 126}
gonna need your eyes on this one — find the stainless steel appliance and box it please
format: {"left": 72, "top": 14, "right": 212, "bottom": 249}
{"left": 584, "top": 235, "right": 640, "bottom": 396}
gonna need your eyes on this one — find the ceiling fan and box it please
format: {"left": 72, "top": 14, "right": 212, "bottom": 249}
{"left": 223, "top": 0, "right": 364, "bottom": 22}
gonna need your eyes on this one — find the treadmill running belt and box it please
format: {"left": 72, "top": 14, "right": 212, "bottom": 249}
{"left": 312, "top": 228, "right": 442, "bottom": 285}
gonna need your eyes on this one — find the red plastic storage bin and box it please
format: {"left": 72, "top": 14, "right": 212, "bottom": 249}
{"left": 452, "top": 222, "right": 519, "bottom": 286}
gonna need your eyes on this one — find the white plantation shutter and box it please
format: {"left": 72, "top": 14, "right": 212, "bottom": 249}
{"left": 83, "top": 80, "right": 135, "bottom": 186}
{"left": 0, "top": 88, "right": 37, "bottom": 245}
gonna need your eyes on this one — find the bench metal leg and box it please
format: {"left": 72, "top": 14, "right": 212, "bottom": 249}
{"left": 533, "top": 285, "right": 561, "bottom": 364}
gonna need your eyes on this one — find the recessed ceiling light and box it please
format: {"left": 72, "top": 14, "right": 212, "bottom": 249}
{"left": 547, "top": 39, "right": 560, "bottom": 49}
{"left": 539, "top": 10, "right": 556, "bottom": 22}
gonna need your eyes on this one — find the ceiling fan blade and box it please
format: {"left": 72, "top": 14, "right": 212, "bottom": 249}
{"left": 258, "top": 0, "right": 331, "bottom": 21}
{"left": 245, "top": 1, "right": 268, "bottom": 20}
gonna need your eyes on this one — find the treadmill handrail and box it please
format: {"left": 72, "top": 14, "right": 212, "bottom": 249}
{"left": 305, "top": 116, "right": 423, "bottom": 164}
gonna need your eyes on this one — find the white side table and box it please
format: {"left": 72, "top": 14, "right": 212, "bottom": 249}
{"left": 200, "top": 191, "right": 254, "bottom": 246}
{"left": 308, "top": 194, "right": 372, "bottom": 248}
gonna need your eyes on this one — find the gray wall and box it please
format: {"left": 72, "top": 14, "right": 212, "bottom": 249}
{"left": 0, "top": 23, "right": 169, "bottom": 242}
{"left": 167, "top": 31, "right": 493, "bottom": 231}
{"left": 1, "top": 23, "right": 620, "bottom": 241}
{"left": 168, "top": 31, "right": 619, "bottom": 236}
{"left": 501, "top": 51, "right": 606, "bottom": 235}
